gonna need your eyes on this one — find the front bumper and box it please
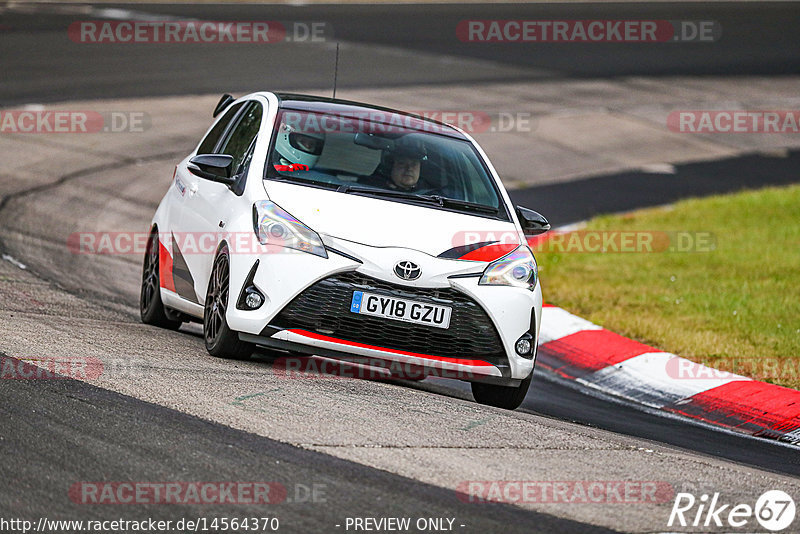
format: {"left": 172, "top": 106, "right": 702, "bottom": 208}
{"left": 226, "top": 244, "right": 541, "bottom": 382}
{"left": 239, "top": 329, "right": 524, "bottom": 385}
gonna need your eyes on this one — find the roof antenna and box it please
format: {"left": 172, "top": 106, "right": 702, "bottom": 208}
{"left": 332, "top": 42, "right": 340, "bottom": 99}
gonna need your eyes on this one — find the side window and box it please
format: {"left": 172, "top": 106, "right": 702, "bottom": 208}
{"left": 457, "top": 151, "right": 496, "bottom": 206}
{"left": 218, "top": 102, "right": 263, "bottom": 174}
{"left": 238, "top": 138, "right": 257, "bottom": 176}
{"left": 197, "top": 102, "right": 244, "bottom": 154}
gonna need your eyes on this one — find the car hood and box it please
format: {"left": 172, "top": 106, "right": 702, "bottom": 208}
{"left": 264, "top": 180, "right": 521, "bottom": 260}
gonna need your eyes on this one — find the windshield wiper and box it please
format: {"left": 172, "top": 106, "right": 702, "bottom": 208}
{"left": 337, "top": 184, "right": 441, "bottom": 204}
{"left": 269, "top": 175, "right": 339, "bottom": 190}
{"left": 338, "top": 185, "right": 499, "bottom": 214}
{"left": 424, "top": 195, "right": 499, "bottom": 214}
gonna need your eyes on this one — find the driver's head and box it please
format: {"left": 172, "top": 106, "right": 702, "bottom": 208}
{"left": 275, "top": 124, "right": 325, "bottom": 168}
{"left": 390, "top": 155, "right": 422, "bottom": 190}
{"left": 388, "top": 141, "right": 426, "bottom": 190}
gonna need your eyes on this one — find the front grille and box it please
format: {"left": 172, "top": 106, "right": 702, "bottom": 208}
{"left": 270, "top": 272, "right": 507, "bottom": 364}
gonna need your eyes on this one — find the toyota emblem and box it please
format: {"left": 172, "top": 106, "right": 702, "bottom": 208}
{"left": 394, "top": 261, "right": 421, "bottom": 281}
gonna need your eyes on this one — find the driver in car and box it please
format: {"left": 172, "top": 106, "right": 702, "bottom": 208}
{"left": 273, "top": 125, "right": 325, "bottom": 172}
{"left": 365, "top": 140, "right": 429, "bottom": 192}
{"left": 390, "top": 151, "right": 423, "bottom": 190}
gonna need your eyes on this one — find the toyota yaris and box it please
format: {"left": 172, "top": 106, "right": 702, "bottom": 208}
{"left": 141, "top": 92, "right": 549, "bottom": 410}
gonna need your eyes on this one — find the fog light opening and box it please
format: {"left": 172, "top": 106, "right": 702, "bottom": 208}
{"left": 243, "top": 288, "right": 264, "bottom": 310}
{"left": 515, "top": 334, "right": 533, "bottom": 358}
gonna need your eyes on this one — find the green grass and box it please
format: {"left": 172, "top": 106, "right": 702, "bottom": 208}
{"left": 535, "top": 184, "right": 800, "bottom": 389}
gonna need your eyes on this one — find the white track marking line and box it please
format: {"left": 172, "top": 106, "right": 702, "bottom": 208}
{"left": 580, "top": 352, "right": 750, "bottom": 409}
{"left": 538, "top": 306, "right": 602, "bottom": 345}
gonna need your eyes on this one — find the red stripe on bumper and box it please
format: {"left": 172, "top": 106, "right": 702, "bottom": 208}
{"left": 287, "top": 329, "right": 495, "bottom": 367}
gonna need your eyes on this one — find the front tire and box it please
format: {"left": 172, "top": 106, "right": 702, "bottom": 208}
{"left": 204, "top": 245, "right": 253, "bottom": 360}
{"left": 140, "top": 229, "right": 182, "bottom": 330}
{"left": 471, "top": 372, "right": 532, "bottom": 410}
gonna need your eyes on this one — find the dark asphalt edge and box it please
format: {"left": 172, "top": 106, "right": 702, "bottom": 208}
{"left": 527, "top": 364, "right": 800, "bottom": 474}
{"left": 508, "top": 149, "right": 800, "bottom": 227}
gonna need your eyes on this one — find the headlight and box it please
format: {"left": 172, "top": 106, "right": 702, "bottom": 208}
{"left": 253, "top": 201, "right": 327, "bottom": 259}
{"left": 479, "top": 246, "right": 537, "bottom": 290}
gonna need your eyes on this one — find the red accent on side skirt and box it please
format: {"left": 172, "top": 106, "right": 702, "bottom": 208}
{"left": 158, "top": 241, "right": 175, "bottom": 292}
{"left": 287, "top": 329, "right": 495, "bottom": 367}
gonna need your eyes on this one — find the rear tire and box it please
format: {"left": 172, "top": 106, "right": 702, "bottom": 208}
{"left": 471, "top": 372, "right": 532, "bottom": 410}
{"left": 204, "top": 245, "right": 253, "bottom": 360}
{"left": 140, "top": 229, "right": 182, "bottom": 330}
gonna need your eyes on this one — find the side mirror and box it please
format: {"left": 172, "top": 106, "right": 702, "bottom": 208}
{"left": 213, "top": 94, "right": 234, "bottom": 117}
{"left": 188, "top": 154, "right": 236, "bottom": 185}
{"left": 516, "top": 206, "right": 550, "bottom": 236}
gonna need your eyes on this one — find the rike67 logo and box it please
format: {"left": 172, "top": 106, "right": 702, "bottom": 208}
{"left": 669, "top": 490, "right": 796, "bottom": 531}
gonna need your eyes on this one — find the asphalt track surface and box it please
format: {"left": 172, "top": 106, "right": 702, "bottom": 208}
{"left": 0, "top": 357, "right": 616, "bottom": 533}
{"left": 2, "top": 3, "right": 800, "bottom": 532}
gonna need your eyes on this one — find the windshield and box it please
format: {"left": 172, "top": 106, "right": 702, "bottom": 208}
{"left": 265, "top": 109, "right": 506, "bottom": 218}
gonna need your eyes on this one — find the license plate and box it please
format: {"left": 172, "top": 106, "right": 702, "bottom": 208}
{"left": 350, "top": 291, "right": 452, "bottom": 329}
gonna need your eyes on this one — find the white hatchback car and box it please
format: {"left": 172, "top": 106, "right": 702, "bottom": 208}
{"left": 141, "top": 92, "right": 549, "bottom": 409}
